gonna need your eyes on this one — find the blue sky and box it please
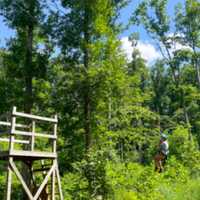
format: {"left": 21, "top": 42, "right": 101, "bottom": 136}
{"left": 119, "top": 0, "right": 184, "bottom": 38}
{"left": 0, "top": 0, "right": 185, "bottom": 61}
{"left": 118, "top": 0, "right": 185, "bottom": 63}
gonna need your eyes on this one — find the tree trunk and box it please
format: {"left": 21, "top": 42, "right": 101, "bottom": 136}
{"left": 22, "top": 23, "right": 34, "bottom": 200}
{"left": 84, "top": 91, "right": 91, "bottom": 151}
{"left": 195, "top": 62, "right": 200, "bottom": 88}
{"left": 163, "top": 41, "right": 179, "bottom": 86}
{"left": 24, "top": 24, "right": 33, "bottom": 113}
{"left": 23, "top": 2, "right": 34, "bottom": 198}
{"left": 192, "top": 46, "right": 200, "bottom": 88}
{"left": 83, "top": 3, "right": 91, "bottom": 151}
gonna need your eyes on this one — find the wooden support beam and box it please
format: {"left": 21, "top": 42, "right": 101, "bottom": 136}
{"left": 6, "top": 158, "right": 13, "bottom": 200}
{"left": 55, "top": 161, "right": 64, "bottom": 200}
{"left": 9, "top": 107, "right": 16, "bottom": 153}
{"left": 33, "top": 162, "right": 56, "bottom": 200}
{"left": 12, "top": 130, "right": 57, "bottom": 139}
{"left": 9, "top": 150, "right": 57, "bottom": 159}
{"left": 51, "top": 163, "right": 55, "bottom": 200}
{"left": 31, "top": 121, "right": 35, "bottom": 151}
{"left": 0, "top": 138, "right": 30, "bottom": 144}
{"left": 10, "top": 159, "right": 33, "bottom": 200}
{"left": 51, "top": 115, "right": 58, "bottom": 200}
{"left": 13, "top": 111, "right": 58, "bottom": 123}
{"left": 53, "top": 115, "right": 57, "bottom": 153}
{"left": 0, "top": 121, "right": 28, "bottom": 128}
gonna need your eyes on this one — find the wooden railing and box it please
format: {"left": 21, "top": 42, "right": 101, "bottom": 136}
{"left": 2, "top": 107, "right": 64, "bottom": 200}
{"left": 0, "top": 107, "right": 58, "bottom": 154}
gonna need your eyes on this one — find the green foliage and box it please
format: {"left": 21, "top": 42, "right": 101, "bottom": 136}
{"left": 0, "top": 0, "right": 200, "bottom": 199}
{"left": 62, "top": 172, "right": 89, "bottom": 200}
{"left": 168, "top": 126, "right": 200, "bottom": 176}
{"left": 158, "top": 178, "right": 200, "bottom": 200}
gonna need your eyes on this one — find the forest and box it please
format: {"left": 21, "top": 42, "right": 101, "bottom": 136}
{"left": 0, "top": 0, "right": 200, "bottom": 199}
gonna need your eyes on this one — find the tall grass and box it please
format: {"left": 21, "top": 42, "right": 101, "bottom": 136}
{"left": 159, "top": 179, "right": 200, "bottom": 200}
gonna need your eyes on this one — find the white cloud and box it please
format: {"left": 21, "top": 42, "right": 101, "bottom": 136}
{"left": 137, "top": 41, "right": 161, "bottom": 62}
{"left": 171, "top": 42, "right": 191, "bottom": 53}
{"left": 120, "top": 35, "right": 192, "bottom": 65}
{"left": 163, "top": 33, "right": 192, "bottom": 56}
{"left": 120, "top": 37, "right": 161, "bottom": 64}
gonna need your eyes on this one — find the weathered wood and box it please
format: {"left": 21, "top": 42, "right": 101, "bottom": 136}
{"left": 10, "top": 150, "right": 57, "bottom": 158}
{"left": 51, "top": 161, "right": 56, "bottom": 200}
{"left": 13, "top": 111, "right": 58, "bottom": 123}
{"left": 10, "top": 107, "right": 16, "bottom": 153}
{"left": 31, "top": 121, "right": 35, "bottom": 151}
{"left": 6, "top": 158, "right": 12, "bottom": 200}
{"left": 56, "top": 161, "right": 64, "bottom": 200}
{"left": 0, "top": 150, "right": 57, "bottom": 160}
{"left": 1, "top": 107, "right": 63, "bottom": 200}
{"left": 0, "top": 138, "right": 30, "bottom": 144}
{"left": 53, "top": 115, "right": 57, "bottom": 153}
{"left": 0, "top": 121, "right": 28, "bottom": 128}
{"left": 12, "top": 130, "right": 57, "bottom": 139}
{"left": 33, "top": 162, "right": 56, "bottom": 200}
{"left": 0, "top": 121, "right": 11, "bottom": 126}
{"left": 51, "top": 116, "right": 57, "bottom": 200}
{"left": 10, "top": 159, "right": 33, "bottom": 200}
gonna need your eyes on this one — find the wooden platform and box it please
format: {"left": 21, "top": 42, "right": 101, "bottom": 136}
{"left": 0, "top": 150, "right": 57, "bottom": 160}
{"left": 0, "top": 107, "right": 64, "bottom": 200}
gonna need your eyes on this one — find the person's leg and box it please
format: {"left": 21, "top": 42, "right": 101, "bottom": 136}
{"left": 154, "top": 154, "right": 162, "bottom": 172}
{"left": 154, "top": 154, "right": 158, "bottom": 171}
{"left": 159, "top": 154, "right": 166, "bottom": 172}
{"left": 158, "top": 159, "right": 163, "bottom": 173}
{"left": 162, "top": 155, "right": 167, "bottom": 166}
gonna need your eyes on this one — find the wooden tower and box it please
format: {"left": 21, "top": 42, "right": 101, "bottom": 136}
{"left": 0, "top": 107, "right": 63, "bottom": 200}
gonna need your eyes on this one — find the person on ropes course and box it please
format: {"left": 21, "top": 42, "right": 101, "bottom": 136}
{"left": 154, "top": 133, "right": 169, "bottom": 173}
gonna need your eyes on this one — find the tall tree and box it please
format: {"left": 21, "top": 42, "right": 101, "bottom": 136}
{"left": 130, "top": 0, "right": 193, "bottom": 129}
{"left": 0, "top": 1, "right": 50, "bottom": 199}
{"left": 48, "top": 0, "right": 128, "bottom": 152}
{"left": 175, "top": 0, "right": 200, "bottom": 88}
{"left": 0, "top": 0, "right": 49, "bottom": 113}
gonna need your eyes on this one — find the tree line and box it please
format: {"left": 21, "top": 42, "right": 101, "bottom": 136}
{"left": 0, "top": 0, "right": 200, "bottom": 199}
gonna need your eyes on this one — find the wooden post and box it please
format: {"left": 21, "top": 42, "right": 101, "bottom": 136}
{"left": 53, "top": 115, "right": 57, "bottom": 154}
{"left": 51, "top": 165, "right": 55, "bottom": 200}
{"left": 56, "top": 161, "right": 63, "bottom": 200}
{"left": 51, "top": 115, "right": 57, "bottom": 200}
{"left": 31, "top": 121, "right": 35, "bottom": 151}
{"left": 10, "top": 107, "right": 16, "bottom": 153}
{"left": 6, "top": 106, "right": 17, "bottom": 200}
{"left": 6, "top": 160, "right": 12, "bottom": 200}
{"left": 33, "top": 162, "right": 56, "bottom": 200}
{"left": 10, "top": 160, "right": 33, "bottom": 200}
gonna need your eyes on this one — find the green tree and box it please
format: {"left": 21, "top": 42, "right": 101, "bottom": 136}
{"left": 47, "top": 0, "right": 128, "bottom": 153}
{"left": 0, "top": 1, "right": 52, "bottom": 199}
{"left": 0, "top": 0, "right": 50, "bottom": 113}
{"left": 175, "top": 0, "right": 200, "bottom": 88}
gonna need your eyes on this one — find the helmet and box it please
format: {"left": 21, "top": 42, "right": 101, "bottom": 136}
{"left": 161, "top": 133, "right": 168, "bottom": 140}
